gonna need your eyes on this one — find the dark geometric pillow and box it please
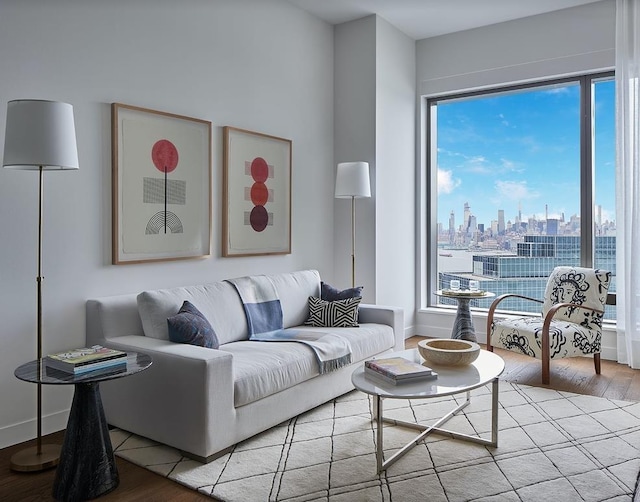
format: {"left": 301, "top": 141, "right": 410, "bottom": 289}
{"left": 167, "top": 300, "right": 219, "bottom": 349}
{"left": 321, "top": 281, "right": 363, "bottom": 301}
{"left": 306, "top": 296, "right": 361, "bottom": 328}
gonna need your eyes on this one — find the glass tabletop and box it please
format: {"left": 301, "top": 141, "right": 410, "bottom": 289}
{"left": 15, "top": 352, "right": 152, "bottom": 385}
{"left": 352, "top": 348, "right": 504, "bottom": 399}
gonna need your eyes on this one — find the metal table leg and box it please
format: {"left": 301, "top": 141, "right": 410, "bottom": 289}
{"left": 373, "top": 379, "right": 500, "bottom": 473}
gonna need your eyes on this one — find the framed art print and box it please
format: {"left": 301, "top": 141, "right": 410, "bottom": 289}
{"left": 223, "top": 127, "right": 292, "bottom": 257}
{"left": 112, "top": 103, "right": 212, "bottom": 264}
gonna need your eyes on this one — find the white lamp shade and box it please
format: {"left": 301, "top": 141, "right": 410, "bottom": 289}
{"left": 3, "top": 100, "right": 79, "bottom": 170}
{"left": 335, "top": 161, "right": 371, "bottom": 198}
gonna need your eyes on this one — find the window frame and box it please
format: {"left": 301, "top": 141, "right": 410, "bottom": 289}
{"left": 423, "top": 71, "right": 615, "bottom": 311}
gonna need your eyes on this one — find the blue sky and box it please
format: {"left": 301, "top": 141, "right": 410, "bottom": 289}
{"left": 436, "top": 79, "right": 616, "bottom": 230}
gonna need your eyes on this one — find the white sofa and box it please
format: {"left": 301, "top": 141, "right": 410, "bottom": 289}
{"left": 86, "top": 269, "right": 404, "bottom": 462}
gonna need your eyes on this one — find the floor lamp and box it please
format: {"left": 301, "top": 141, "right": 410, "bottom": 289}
{"left": 3, "top": 100, "right": 79, "bottom": 472}
{"left": 335, "top": 161, "right": 371, "bottom": 288}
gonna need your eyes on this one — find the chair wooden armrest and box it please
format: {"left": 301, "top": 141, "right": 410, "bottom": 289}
{"left": 540, "top": 302, "right": 605, "bottom": 384}
{"left": 486, "top": 294, "right": 543, "bottom": 351}
{"left": 542, "top": 301, "right": 604, "bottom": 329}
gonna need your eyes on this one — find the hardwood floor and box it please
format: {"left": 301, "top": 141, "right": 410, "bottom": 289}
{"left": 405, "top": 336, "right": 640, "bottom": 402}
{"left": 1, "top": 336, "right": 638, "bottom": 502}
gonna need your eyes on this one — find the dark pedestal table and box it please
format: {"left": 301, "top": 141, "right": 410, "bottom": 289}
{"left": 14, "top": 352, "right": 152, "bottom": 501}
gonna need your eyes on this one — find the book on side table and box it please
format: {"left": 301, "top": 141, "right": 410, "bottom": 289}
{"left": 46, "top": 345, "right": 127, "bottom": 374}
{"left": 364, "top": 356, "right": 437, "bottom": 385}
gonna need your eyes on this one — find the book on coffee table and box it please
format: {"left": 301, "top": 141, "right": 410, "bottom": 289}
{"left": 364, "top": 357, "right": 437, "bottom": 385}
{"left": 46, "top": 346, "right": 127, "bottom": 374}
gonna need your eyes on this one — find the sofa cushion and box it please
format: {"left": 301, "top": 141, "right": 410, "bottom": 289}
{"left": 167, "top": 301, "right": 219, "bottom": 349}
{"left": 222, "top": 340, "right": 319, "bottom": 407}
{"left": 268, "top": 270, "right": 321, "bottom": 328}
{"left": 306, "top": 296, "right": 361, "bottom": 328}
{"left": 137, "top": 281, "right": 247, "bottom": 344}
{"left": 321, "top": 282, "right": 363, "bottom": 301}
{"left": 223, "top": 321, "right": 395, "bottom": 407}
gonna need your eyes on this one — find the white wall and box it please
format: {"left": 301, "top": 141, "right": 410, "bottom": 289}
{"left": 375, "top": 18, "right": 416, "bottom": 328}
{"left": 416, "top": 0, "right": 615, "bottom": 96}
{"left": 333, "top": 16, "right": 377, "bottom": 298}
{"left": 0, "top": 0, "right": 334, "bottom": 448}
{"left": 334, "top": 16, "right": 416, "bottom": 333}
{"left": 414, "top": 0, "right": 618, "bottom": 356}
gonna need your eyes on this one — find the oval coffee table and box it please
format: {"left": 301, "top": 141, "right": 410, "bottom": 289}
{"left": 352, "top": 348, "right": 504, "bottom": 473}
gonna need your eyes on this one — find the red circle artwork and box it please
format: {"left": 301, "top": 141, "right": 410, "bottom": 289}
{"left": 250, "top": 182, "right": 269, "bottom": 206}
{"left": 152, "top": 139, "right": 179, "bottom": 173}
{"left": 250, "top": 157, "right": 269, "bottom": 182}
{"left": 250, "top": 205, "right": 268, "bottom": 232}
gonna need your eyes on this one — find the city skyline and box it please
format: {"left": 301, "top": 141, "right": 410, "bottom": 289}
{"left": 435, "top": 78, "right": 616, "bottom": 232}
{"left": 442, "top": 200, "right": 611, "bottom": 236}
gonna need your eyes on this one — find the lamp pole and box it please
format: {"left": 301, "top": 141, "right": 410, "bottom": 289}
{"left": 335, "top": 161, "right": 370, "bottom": 289}
{"left": 3, "top": 100, "right": 79, "bottom": 472}
{"left": 350, "top": 195, "right": 356, "bottom": 288}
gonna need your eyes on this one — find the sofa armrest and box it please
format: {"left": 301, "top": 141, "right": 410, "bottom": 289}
{"left": 359, "top": 303, "right": 405, "bottom": 350}
{"left": 98, "top": 335, "right": 235, "bottom": 460}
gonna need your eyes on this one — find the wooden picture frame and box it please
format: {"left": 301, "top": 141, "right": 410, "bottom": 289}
{"left": 112, "top": 103, "right": 212, "bottom": 264}
{"left": 223, "top": 127, "right": 292, "bottom": 257}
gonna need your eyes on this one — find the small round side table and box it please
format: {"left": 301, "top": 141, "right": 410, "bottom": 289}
{"left": 14, "top": 351, "right": 152, "bottom": 501}
{"left": 434, "top": 290, "right": 495, "bottom": 342}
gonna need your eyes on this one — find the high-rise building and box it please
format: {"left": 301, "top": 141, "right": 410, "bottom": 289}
{"left": 440, "top": 235, "right": 616, "bottom": 319}
{"left": 463, "top": 202, "right": 471, "bottom": 230}
{"left": 498, "top": 209, "right": 505, "bottom": 235}
{"left": 448, "top": 210, "right": 455, "bottom": 243}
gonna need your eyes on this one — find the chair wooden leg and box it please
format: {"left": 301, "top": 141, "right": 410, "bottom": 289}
{"left": 486, "top": 305, "right": 496, "bottom": 352}
{"left": 541, "top": 326, "right": 550, "bottom": 385}
{"left": 542, "top": 358, "right": 550, "bottom": 385}
{"left": 594, "top": 353, "right": 601, "bottom": 375}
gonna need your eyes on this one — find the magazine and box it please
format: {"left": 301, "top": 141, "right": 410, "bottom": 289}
{"left": 46, "top": 346, "right": 127, "bottom": 374}
{"left": 364, "top": 357, "right": 437, "bottom": 384}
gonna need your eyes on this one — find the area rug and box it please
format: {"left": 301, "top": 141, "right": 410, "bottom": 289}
{"left": 111, "top": 382, "right": 640, "bottom": 501}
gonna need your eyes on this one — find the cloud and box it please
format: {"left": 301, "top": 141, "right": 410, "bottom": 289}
{"left": 500, "top": 158, "right": 520, "bottom": 172}
{"left": 438, "top": 168, "right": 461, "bottom": 195}
{"left": 544, "top": 87, "right": 571, "bottom": 95}
{"left": 494, "top": 180, "right": 540, "bottom": 202}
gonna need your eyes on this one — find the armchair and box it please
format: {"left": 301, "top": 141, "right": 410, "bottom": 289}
{"left": 486, "top": 266, "right": 611, "bottom": 384}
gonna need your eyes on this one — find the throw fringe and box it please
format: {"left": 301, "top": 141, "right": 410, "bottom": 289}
{"left": 319, "top": 353, "right": 352, "bottom": 374}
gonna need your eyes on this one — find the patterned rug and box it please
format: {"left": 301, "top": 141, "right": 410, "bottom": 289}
{"left": 111, "top": 382, "right": 640, "bottom": 501}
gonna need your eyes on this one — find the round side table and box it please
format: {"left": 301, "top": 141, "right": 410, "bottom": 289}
{"left": 434, "top": 290, "right": 495, "bottom": 342}
{"left": 14, "top": 351, "right": 152, "bottom": 501}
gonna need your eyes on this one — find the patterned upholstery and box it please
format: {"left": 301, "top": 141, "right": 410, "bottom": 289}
{"left": 487, "top": 267, "right": 611, "bottom": 384}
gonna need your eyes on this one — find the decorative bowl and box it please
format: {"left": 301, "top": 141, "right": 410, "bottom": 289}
{"left": 417, "top": 338, "right": 480, "bottom": 367}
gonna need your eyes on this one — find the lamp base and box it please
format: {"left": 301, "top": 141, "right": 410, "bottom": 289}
{"left": 10, "top": 444, "right": 61, "bottom": 472}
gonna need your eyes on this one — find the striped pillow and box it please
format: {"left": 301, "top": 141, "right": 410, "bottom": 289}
{"left": 305, "top": 296, "right": 361, "bottom": 328}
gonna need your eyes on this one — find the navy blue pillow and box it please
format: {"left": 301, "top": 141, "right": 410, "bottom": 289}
{"left": 321, "top": 281, "right": 363, "bottom": 301}
{"left": 167, "top": 301, "right": 219, "bottom": 349}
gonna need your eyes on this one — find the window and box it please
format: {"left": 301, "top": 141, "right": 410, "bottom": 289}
{"left": 427, "top": 73, "right": 616, "bottom": 319}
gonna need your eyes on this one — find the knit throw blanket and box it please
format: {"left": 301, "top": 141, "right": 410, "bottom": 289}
{"left": 227, "top": 276, "right": 352, "bottom": 374}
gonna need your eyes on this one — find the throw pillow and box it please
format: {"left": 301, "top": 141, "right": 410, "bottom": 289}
{"left": 306, "top": 296, "right": 361, "bottom": 328}
{"left": 321, "top": 281, "right": 363, "bottom": 301}
{"left": 167, "top": 300, "right": 219, "bottom": 349}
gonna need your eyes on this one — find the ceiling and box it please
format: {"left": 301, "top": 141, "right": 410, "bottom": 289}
{"left": 285, "top": 0, "right": 604, "bottom": 40}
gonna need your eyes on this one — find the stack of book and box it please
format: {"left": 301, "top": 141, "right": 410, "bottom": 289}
{"left": 364, "top": 357, "right": 437, "bottom": 385}
{"left": 46, "top": 346, "right": 127, "bottom": 375}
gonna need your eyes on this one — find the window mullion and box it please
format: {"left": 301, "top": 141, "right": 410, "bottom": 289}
{"left": 580, "top": 75, "right": 595, "bottom": 267}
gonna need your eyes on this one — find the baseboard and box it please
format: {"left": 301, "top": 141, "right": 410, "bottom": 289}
{"left": 0, "top": 409, "right": 69, "bottom": 450}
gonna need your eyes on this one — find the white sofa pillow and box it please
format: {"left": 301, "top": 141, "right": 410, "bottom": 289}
{"left": 137, "top": 281, "right": 247, "bottom": 344}
{"left": 267, "top": 269, "right": 320, "bottom": 328}
{"left": 137, "top": 270, "right": 321, "bottom": 344}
